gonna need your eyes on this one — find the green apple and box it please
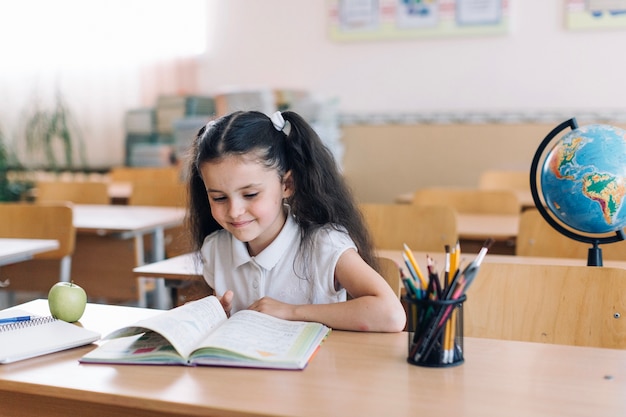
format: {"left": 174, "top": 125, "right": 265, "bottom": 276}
{"left": 48, "top": 281, "right": 87, "bottom": 322}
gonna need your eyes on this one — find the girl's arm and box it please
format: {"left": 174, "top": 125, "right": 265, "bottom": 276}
{"left": 247, "top": 249, "right": 407, "bottom": 332}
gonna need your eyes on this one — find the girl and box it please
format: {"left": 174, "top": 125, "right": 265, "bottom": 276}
{"left": 186, "top": 110, "right": 405, "bottom": 332}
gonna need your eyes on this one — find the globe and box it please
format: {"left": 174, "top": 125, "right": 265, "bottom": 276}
{"left": 541, "top": 123, "right": 626, "bottom": 234}
{"left": 530, "top": 118, "right": 626, "bottom": 266}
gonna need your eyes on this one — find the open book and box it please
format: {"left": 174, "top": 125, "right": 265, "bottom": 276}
{"left": 80, "top": 296, "right": 331, "bottom": 370}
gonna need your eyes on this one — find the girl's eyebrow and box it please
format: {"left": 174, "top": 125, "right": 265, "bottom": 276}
{"left": 207, "top": 183, "right": 263, "bottom": 193}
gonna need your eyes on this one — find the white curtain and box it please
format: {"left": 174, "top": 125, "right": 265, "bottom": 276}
{"left": 0, "top": 0, "right": 207, "bottom": 169}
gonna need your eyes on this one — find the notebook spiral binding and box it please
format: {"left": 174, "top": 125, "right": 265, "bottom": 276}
{"left": 0, "top": 316, "right": 57, "bottom": 332}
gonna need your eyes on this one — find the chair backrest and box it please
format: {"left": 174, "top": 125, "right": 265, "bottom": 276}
{"left": 516, "top": 208, "right": 588, "bottom": 258}
{"left": 376, "top": 256, "right": 402, "bottom": 298}
{"left": 516, "top": 208, "right": 626, "bottom": 261}
{"left": 128, "top": 182, "right": 187, "bottom": 207}
{"left": 0, "top": 203, "right": 75, "bottom": 259}
{"left": 359, "top": 203, "right": 458, "bottom": 252}
{"left": 36, "top": 181, "right": 110, "bottom": 205}
{"left": 478, "top": 170, "right": 530, "bottom": 192}
{"left": 464, "top": 262, "right": 626, "bottom": 348}
{"left": 0, "top": 202, "right": 75, "bottom": 283}
{"left": 412, "top": 187, "right": 521, "bottom": 215}
{"left": 109, "top": 166, "right": 181, "bottom": 183}
{"left": 128, "top": 182, "right": 191, "bottom": 258}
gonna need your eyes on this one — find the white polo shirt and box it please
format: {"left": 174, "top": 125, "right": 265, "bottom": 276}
{"left": 201, "top": 214, "right": 355, "bottom": 314}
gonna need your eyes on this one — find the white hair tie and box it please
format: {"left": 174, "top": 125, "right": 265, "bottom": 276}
{"left": 270, "top": 111, "right": 286, "bottom": 131}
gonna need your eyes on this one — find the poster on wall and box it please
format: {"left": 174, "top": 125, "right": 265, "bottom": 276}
{"left": 566, "top": 0, "right": 626, "bottom": 29}
{"left": 328, "top": 0, "right": 509, "bottom": 41}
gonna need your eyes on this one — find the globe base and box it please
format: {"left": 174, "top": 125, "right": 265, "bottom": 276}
{"left": 588, "top": 246, "right": 603, "bottom": 267}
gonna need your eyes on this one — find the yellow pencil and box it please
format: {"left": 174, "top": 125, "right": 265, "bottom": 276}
{"left": 403, "top": 243, "right": 428, "bottom": 289}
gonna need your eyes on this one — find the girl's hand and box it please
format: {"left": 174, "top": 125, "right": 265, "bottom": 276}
{"left": 247, "top": 297, "right": 295, "bottom": 320}
{"left": 219, "top": 290, "right": 234, "bottom": 317}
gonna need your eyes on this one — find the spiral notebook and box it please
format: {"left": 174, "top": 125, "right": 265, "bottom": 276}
{"left": 0, "top": 309, "right": 101, "bottom": 364}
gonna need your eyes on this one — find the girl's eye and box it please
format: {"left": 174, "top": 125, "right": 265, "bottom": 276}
{"left": 244, "top": 192, "right": 258, "bottom": 199}
{"left": 211, "top": 196, "right": 227, "bottom": 202}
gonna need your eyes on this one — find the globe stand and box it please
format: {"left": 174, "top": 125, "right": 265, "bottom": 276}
{"left": 530, "top": 117, "right": 626, "bottom": 267}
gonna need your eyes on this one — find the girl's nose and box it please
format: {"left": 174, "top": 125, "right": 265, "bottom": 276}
{"left": 228, "top": 199, "right": 245, "bottom": 218}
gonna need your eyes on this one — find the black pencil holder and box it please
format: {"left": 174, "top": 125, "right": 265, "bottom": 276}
{"left": 404, "top": 295, "right": 466, "bottom": 368}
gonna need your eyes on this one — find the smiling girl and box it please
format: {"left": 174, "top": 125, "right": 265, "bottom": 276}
{"left": 186, "top": 110, "right": 405, "bottom": 332}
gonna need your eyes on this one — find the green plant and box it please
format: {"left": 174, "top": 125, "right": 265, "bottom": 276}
{"left": 0, "top": 126, "right": 31, "bottom": 202}
{"left": 24, "top": 92, "right": 87, "bottom": 171}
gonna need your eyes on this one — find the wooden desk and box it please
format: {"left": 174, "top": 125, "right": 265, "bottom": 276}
{"left": 377, "top": 249, "right": 626, "bottom": 276}
{"left": 456, "top": 213, "right": 518, "bottom": 241}
{"left": 0, "top": 238, "right": 59, "bottom": 267}
{"left": 107, "top": 181, "right": 132, "bottom": 204}
{"left": 133, "top": 249, "right": 626, "bottom": 285}
{"left": 0, "top": 299, "right": 623, "bottom": 417}
{"left": 395, "top": 190, "right": 535, "bottom": 208}
{"left": 133, "top": 252, "right": 202, "bottom": 280}
{"left": 73, "top": 205, "right": 185, "bottom": 308}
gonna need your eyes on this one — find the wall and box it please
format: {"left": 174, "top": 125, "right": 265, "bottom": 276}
{"left": 201, "top": 1, "right": 626, "bottom": 114}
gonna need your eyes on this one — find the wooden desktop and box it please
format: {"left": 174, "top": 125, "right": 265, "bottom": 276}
{"left": 0, "top": 299, "right": 624, "bottom": 417}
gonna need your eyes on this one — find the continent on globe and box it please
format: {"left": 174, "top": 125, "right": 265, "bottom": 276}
{"left": 582, "top": 172, "right": 625, "bottom": 226}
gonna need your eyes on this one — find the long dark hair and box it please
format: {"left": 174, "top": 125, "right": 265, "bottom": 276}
{"left": 186, "top": 110, "right": 378, "bottom": 272}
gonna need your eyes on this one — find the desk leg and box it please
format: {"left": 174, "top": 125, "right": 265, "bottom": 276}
{"left": 150, "top": 228, "right": 171, "bottom": 310}
{"left": 134, "top": 236, "right": 148, "bottom": 308}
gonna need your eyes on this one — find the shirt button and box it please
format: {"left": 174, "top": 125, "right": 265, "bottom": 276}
{"left": 253, "top": 280, "right": 259, "bottom": 289}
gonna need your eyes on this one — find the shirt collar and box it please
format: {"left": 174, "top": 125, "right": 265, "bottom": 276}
{"left": 231, "top": 214, "right": 299, "bottom": 270}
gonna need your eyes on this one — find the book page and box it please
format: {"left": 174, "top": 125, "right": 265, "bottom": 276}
{"left": 105, "top": 296, "right": 227, "bottom": 359}
{"left": 192, "top": 310, "right": 329, "bottom": 363}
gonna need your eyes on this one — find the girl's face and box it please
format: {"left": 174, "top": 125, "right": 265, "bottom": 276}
{"left": 200, "top": 155, "right": 292, "bottom": 256}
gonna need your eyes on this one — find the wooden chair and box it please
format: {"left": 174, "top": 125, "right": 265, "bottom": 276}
{"left": 128, "top": 182, "right": 191, "bottom": 258}
{"left": 109, "top": 166, "right": 181, "bottom": 183}
{"left": 412, "top": 187, "right": 521, "bottom": 215}
{"left": 0, "top": 203, "right": 75, "bottom": 293}
{"left": 128, "top": 182, "right": 187, "bottom": 207}
{"left": 516, "top": 208, "right": 588, "bottom": 258}
{"left": 377, "top": 256, "right": 402, "bottom": 298}
{"left": 516, "top": 208, "right": 626, "bottom": 261}
{"left": 359, "top": 203, "right": 458, "bottom": 252}
{"left": 478, "top": 169, "right": 530, "bottom": 192}
{"left": 464, "top": 262, "right": 626, "bottom": 348}
{"left": 35, "top": 181, "right": 110, "bottom": 204}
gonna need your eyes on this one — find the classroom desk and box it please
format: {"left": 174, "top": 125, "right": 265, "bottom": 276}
{"left": 133, "top": 249, "right": 626, "bottom": 285}
{"left": 73, "top": 204, "right": 185, "bottom": 308}
{"left": 0, "top": 238, "right": 59, "bottom": 267}
{"left": 456, "top": 213, "right": 518, "bottom": 241}
{"left": 107, "top": 181, "right": 132, "bottom": 202}
{"left": 0, "top": 299, "right": 624, "bottom": 417}
{"left": 395, "top": 189, "right": 535, "bottom": 208}
{"left": 133, "top": 252, "right": 202, "bottom": 280}
{"left": 377, "top": 249, "right": 626, "bottom": 275}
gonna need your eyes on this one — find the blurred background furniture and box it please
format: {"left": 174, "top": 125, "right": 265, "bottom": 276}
{"left": 109, "top": 166, "right": 182, "bottom": 184}
{"left": 376, "top": 256, "right": 402, "bottom": 299}
{"left": 35, "top": 181, "right": 110, "bottom": 204}
{"left": 516, "top": 208, "right": 626, "bottom": 261}
{"left": 465, "top": 262, "right": 626, "bottom": 348}
{"left": 412, "top": 187, "right": 521, "bottom": 215}
{"left": 359, "top": 203, "right": 458, "bottom": 252}
{"left": 128, "top": 182, "right": 191, "bottom": 258}
{"left": 0, "top": 203, "right": 75, "bottom": 299}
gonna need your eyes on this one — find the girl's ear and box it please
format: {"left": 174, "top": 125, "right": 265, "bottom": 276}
{"left": 282, "top": 170, "right": 294, "bottom": 198}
